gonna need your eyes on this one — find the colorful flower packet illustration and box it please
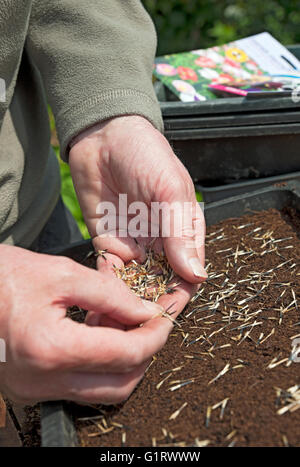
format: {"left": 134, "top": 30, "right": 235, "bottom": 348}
{"left": 154, "top": 32, "right": 300, "bottom": 102}
{"left": 154, "top": 43, "right": 265, "bottom": 101}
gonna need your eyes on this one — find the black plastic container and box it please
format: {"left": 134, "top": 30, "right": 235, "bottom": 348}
{"left": 197, "top": 170, "right": 300, "bottom": 203}
{"left": 41, "top": 402, "right": 78, "bottom": 447}
{"left": 156, "top": 45, "right": 300, "bottom": 183}
{"left": 41, "top": 179, "right": 300, "bottom": 447}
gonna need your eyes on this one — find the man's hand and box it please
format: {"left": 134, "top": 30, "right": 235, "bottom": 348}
{"left": 0, "top": 245, "right": 194, "bottom": 404}
{"left": 69, "top": 115, "right": 207, "bottom": 286}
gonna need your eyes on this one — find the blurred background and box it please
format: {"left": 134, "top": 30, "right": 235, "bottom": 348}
{"left": 143, "top": 0, "right": 300, "bottom": 54}
{"left": 54, "top": 0, "right": 300, "bottom": 239}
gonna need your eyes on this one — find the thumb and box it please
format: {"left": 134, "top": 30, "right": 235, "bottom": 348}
{"left": 163, "top": 201, "right": 207, "bottom": 284}
{"left": 61, "top": 260, "right": 163, "bottom": 325}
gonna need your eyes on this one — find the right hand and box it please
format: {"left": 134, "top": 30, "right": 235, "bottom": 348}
{"left": 0, "top": 245, "right": 196, "bottom": 405}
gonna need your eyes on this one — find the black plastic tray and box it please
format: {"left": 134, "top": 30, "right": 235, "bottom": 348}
{"left": 41, "top": 180, "right": 300, "bottom": 446}
{"left": 197, "top": 170, "right": 300, "bottom": 203}
{"left": 165, "top": 124, "right": 300, "bottom": 183}
{"left": 155, "top": 45, "right": 300, "bottom": 183}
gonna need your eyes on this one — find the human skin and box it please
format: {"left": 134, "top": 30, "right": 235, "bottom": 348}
{"left": 0, "top": 245, "right": 193, "bottom": 404}
{"left": 69, "top": 115, "right": 207, "bottom": 345}
{"left": 69, "top": 115, "right": 206, "bottom": 279}
{"left": 0, "top": 116, "right": 206, "bottom": 405}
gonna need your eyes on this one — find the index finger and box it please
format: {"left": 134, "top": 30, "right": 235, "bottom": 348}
{"left": 54, "top": 276, "right": 196, "bottom": 375}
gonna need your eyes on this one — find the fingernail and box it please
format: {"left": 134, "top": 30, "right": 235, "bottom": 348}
{"left": 189, "top": 257, "right": 208, "bottom": 278}
{"left": 142, "top": 299, "right": 164, "bottom": 315}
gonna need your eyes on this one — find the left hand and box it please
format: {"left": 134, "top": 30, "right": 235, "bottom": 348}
{"left": 69, "top": 115, "right": 207, "bottom": 325}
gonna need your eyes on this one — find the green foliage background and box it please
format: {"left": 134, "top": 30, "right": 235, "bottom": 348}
{"left": 142, "top": 0, "right": 300, "bottom": 55}
{"left": 56, "top": 1, "right": 299, "bottom": 238}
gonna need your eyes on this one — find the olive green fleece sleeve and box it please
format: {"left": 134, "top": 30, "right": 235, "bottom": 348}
{"left": 26, "top": 0, "right": 163, "bottom": 160}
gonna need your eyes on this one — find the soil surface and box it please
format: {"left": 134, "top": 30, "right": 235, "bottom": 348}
{"left": 73, "top": 207, "right": 300, "bottom": 447}
{"left": 21, "top": 405, "right": 41, "bottom": 447}
{"left": 3, "top": 400, "right": 41, "bottom": 447}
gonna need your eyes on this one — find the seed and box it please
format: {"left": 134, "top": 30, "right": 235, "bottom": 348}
{"left": 88, "top": 425, "right": 115, "bottom": 437}
{"left": 180, "top": 332, "right": 189, "bottom": 347}
{"left": 216, "top": 248, "right": 232, "bottom": 254}
{"left": 290, "top": 333, "right": 300, "bottom": 340}
{"left": 169, "top": 402, "right": 188, "bottom": 421}
{"left": 168, "top": 380, "right": 194, "bottom": 392}
{"left": 160, "top": 365, "right": 183, "bottom": 376}
{"left": 282, "top": 435, "right": 289, "bottom": 447}
{"left": 111, "top": 422, "right": 123, "bottom": 428}
{"left": 256, "top": 332, "right": 264, "bottom": 346}
{"left": 205, "top": 406, "right": 211, "bottom": 427}
{"left": 145, "top": 356, "right": 157, "bottom": 373}
{"left": 217, "top": 344, "right": 232, "bottom": 350}
{"left": 97, "top": 249, "right": 108, "bottom": 261}
{"left": 77, "top": 415, "right": 104, "bottom": 422}
{"left": 292, "top": 289, "right": 298, "bottom": 310}
{"left": 220, "top": 398, "right": 229, "bottom": 419}
{"left": 236, "top": 223, "right": 253, "bottom": 229}
{"left": 156, "top": 373, "right": 171, "bottom": 390}
{"left": 194, "top": 439, "right": 210, "bottom": 447}
{"left": 226, "top": 430, "right": 237, "bottom": 440}
{"left": 227, "top": 439, "right": 237, "bottom": 447}
{"left": 184, "top": 354, "right": 204, "bottom": 361}
{"left": 259, "top": 328, "right": 275, "bottom": 345}
{"left": 268, "top": 357, "right": 288, "bottom": 369}
{"left": 102, "top": 418, "right": 108, "bottom": 429}
{"left": 208, "top": 363, "right": 230, "bottom": 385}
{"left": 211, "top": 397, "right": 229, "bottom": 417}
{"left": 237, "top": 328, "right": 252, "bottom": 346}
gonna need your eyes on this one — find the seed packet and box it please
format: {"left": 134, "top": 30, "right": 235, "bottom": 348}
{"left": 154, "top": 32, "right": 300, "bottom": 101}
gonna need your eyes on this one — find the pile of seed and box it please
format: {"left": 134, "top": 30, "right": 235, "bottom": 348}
{"left": 113, "top": 248, "right": 179, "bottom": 302}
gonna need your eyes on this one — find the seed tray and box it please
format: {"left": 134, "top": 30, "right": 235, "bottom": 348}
{"left": 41, "top": 180, "right": 300, "bottom": 446}
{"left": 197, "top": 171, "right": 300, "bottom": 203}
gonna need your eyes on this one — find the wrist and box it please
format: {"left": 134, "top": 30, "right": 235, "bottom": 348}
{"left": 69, "top": 115, "right": 152, "bottom": 151}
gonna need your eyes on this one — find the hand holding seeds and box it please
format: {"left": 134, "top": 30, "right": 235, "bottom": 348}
{"left": 69, "top": 115, "right": 206, "bottom": 335}
{"left": 0, "top": 245, "right": 193, "bottom": 404}
{"left": 69, "top": 115, "right": 207, "bottom": 285}
{"left": 0, "top": 117, "right": 207, "bottom": 405}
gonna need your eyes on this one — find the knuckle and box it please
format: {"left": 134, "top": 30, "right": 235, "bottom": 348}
{"left": 169, "top": 176, "right": 186, "bottom": 195}
{"left": 55, "top": 256, "right": 80, "bottom": 290}
{"left": 57, "top": 256, "right": 77, "bottom": 275}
